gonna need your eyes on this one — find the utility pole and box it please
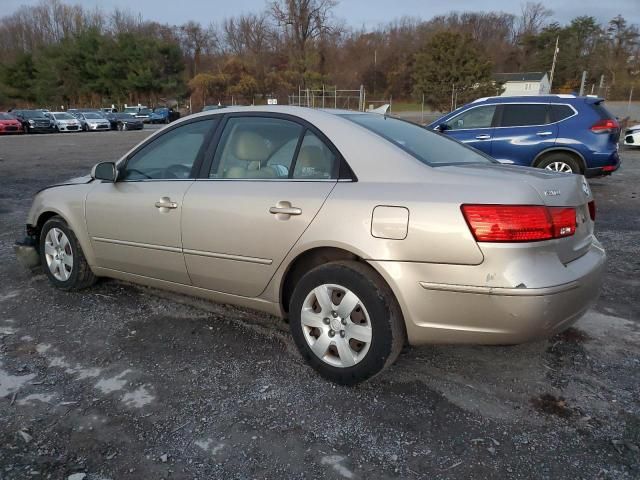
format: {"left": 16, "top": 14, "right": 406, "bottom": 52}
{"left": 579, "top": 71, "right": 587, "bottom": 96}
{"left": 548, "top": 36, "right": 560, "bottom": 92}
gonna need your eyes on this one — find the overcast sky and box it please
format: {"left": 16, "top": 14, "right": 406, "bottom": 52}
{"left": 2, "top": 0, "right": 637, "bottom": 28}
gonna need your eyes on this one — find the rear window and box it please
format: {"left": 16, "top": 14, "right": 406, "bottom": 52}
{"left": 499, "top": 104, "right": 548, "bottom": 127}
{"left": 342, "top": 114, "right": 495, "bottom": 166}
{"left": 550, "top": 105, "right": 575, "bottom": 122}
{"left": 590, "top": 102, "right": 615, "bottom": 120}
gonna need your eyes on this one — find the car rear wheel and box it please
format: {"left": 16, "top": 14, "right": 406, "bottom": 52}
{"left": 537, "top": 153, "right": 582, "bottom": 174}
{"left": 289, "top": 261, "right": 405, "bottom": 385}
{"left": 40, "top": 216, "right": 97, "bottom": 290}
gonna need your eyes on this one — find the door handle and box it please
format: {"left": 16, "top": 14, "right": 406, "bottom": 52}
{"left": 475, "top": 134, "right": 491, "bottom": 140}
{"left": 536, "top": 131, "right": 553, "bottom": 136}
{"left": 269, "top": 206, "right": 302, "bottom": 216}
{"left": 155, "top": 197, "right": 178, "bottom": 209}
{"left": 269, "top": 201, "right": 302, "bottom": 216}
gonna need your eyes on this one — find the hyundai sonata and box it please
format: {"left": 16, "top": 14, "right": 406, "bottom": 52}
{"left": 15, "top": 106, "right": 605, "bottom": 384}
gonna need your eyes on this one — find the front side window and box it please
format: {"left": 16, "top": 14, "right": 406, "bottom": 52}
{"left": 343, "top": 114, "right": 495, "bottom": 166}
{"left": 210, "top": 117, "right": 303, "bottom": 179}
{"left": 123, "top": 119, "right": 216, "bottom": 180}
{"left": 500, "top": 104, "right": 548, "bottom": 127}
{"left": 446, "top": 105, "right": 496, "bottom": 130}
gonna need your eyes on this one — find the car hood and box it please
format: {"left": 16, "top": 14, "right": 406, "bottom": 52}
{"left": 37, "top": 175, "right": 93, "bottom": 194}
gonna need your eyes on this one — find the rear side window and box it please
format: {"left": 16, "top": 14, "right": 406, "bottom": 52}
{"left": 550, "top": 105, "right": 575, "bottom": 122}
{"left": 499, "top": 104, "right": 548, "bottom": 127}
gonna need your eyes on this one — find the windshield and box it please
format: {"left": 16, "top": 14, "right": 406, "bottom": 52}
{"left": 21, "top": 110, "right": 48, "bottom": 119}
{"left": 138, "top": 109, "right": 152, "bottom": 115}
{"left": 0, "top": 113, "right": 16, "bottom": 120}
{"left": 84, "top": 113, "right": 104, "bottom": 119}
{"left": 341, "top": 114, "right": 495, "bottom": 166}
{"left": 115, "top": 113, "right": 136, "bottom": 119}
{"left": 53, "top": 113, "right": 74, "bottom": 120}
{"left": 124, "top": 107, "right": 138, "bottom": 113}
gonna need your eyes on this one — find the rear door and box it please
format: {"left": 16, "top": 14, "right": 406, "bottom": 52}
{"left": 440, "top": 104, "right": 497, "bottom": 155}
{"left": 491, "top": 103, "right": 558, "bottom": 166}
{"left": 181, "top": 114, "right": 339, "bottom": 297}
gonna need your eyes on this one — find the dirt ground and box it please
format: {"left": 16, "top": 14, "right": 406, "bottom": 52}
{"left": 0, "top": 129, "right": 639, "bottom": 480}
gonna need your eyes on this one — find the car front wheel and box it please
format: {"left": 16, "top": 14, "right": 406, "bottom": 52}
{"left": 40, "top": 216, "right": 97, "bottom": 290}
{"left": 289, "top": 261, "right": 405, "bottom": 385}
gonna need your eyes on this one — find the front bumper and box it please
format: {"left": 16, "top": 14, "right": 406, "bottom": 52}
{"left": 369, "top": 242, "right": 606, "bottom": 346}
{"left": 14, "top": 236, "right": 40, "bottom": 270}
{"left": 88, "top": 124, "right": 110, "bottom": 131}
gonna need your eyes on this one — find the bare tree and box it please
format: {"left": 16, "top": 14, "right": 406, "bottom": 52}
{"left": 518, "top": 2, "right": 553, "bottom": 37}
{"left": 179, "top": 21, "right": 218, "bottom": 77}
{"left": 269, "top": 0, "right": 338, "bottom": 77}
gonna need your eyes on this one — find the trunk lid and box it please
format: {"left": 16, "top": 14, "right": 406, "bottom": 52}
{"left": 439, "top": 163, "right": 595, "bottom": 264}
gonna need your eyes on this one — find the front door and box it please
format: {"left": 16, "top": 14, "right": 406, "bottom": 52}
{"left": 181, "top": 116, "right": 338, "bottom": 297}
{"left": 85, "top": 118, "right": 218, "bottom": 283}
{"left": 441, "top": 104, "right": 497, "bottom": 156}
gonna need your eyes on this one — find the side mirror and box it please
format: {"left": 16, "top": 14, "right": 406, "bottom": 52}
{"left": 436, "top": 123, "right": 450, "bottom": 132}
{"left": 91, "top": 162, "right": 118, "bottom": 182}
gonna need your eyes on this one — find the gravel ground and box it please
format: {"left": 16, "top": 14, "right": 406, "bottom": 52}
{"left": 0, "top": 130, "right": 639, "bottom": 480}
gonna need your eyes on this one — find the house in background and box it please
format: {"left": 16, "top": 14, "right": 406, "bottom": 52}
{"left": 494, "top": 72, "right": 551, "bottom": 96}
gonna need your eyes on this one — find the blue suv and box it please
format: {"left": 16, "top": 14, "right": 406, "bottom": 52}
{"left": 428, "top": 95, "right": 620, "bottom": 177}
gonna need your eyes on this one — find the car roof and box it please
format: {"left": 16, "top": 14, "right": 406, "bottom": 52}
{"left": 470, "top": 94, "right": 603, "bottom": 105}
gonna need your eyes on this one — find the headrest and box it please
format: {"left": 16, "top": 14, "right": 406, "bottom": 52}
{"left": 232, "top": 131, "right": 269, "bottom": 162}
{"left": 295, "top": 145, "right": 332, "bottom": 178}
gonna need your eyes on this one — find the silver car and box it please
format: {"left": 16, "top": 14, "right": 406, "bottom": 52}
{"left": 73, "top": 112, "right": 111, "bottom": 131}
{"left": 15, "top": 106, "right": 605, "bottom": 384}
{"left": 48, "top": 112, "right": 82, "bottom": 132}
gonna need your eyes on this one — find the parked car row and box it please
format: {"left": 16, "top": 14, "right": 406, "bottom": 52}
{"left": 0, "top": 106, "right": 180, "bottom": 134}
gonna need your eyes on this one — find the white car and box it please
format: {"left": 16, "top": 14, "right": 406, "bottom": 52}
{"left": 623, "top": 125, "right": 640, "bottom": 147}
{"left": 48, "top": 112, "right": 82, "bottom": 132}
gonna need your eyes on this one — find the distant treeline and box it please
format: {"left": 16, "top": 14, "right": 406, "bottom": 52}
{"left": 0, "top": 0, "right": 637, "bottom": 110}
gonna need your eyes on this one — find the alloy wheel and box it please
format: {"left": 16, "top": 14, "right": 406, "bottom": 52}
{"left": 44, "top": 227, "right": 73, "bottom": 281}
{"left": 544, "top": 161, "right": 573, "bottom": 173}
{"left": 301, "top": 284, "right": 372, "bottom": 368}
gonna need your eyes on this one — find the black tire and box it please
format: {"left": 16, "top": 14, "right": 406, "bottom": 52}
{"left": 289, "top": 261, "right": 405, "bottom": 385}
{"left": 117, "top": 122, "right": 123, "bottom": 131}
{"left": 39, "top": 216, "right": 97, "bottom": 291}
{"left": 536, "top": 152, "right": 582, "bottom": 174}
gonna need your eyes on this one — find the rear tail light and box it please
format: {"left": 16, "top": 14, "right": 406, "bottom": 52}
{"left": 588, "top": 200, "right": 596, "bottom": 221}
{"left": 601, "top": 165, "right": 616, "bottom": 172}
{"left": 590, "top": 119, "right": 619, "bottom": 134}
{"left": 461, "top": 205, "right": 576, "bottom": 242}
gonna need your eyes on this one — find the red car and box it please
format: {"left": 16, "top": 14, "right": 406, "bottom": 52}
{"left": 0, "top": 112, "right": 24, "bottom": 134}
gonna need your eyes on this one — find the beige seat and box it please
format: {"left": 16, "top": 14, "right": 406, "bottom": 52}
{"left": 294, "top": 145, "right": 332, "bottom": 179}
{"left": 224, "top": 130, "right": 276, "bottom": 179}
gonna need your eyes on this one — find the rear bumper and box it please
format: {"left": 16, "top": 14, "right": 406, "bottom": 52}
{"left": 369, "top": 241, "right": 606, "bottom": 346}
{"left": 585, "top": 151, "right": 621, "bottom": 177}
